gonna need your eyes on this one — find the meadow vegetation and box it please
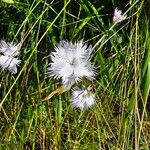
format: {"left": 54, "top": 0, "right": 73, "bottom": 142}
{"left": 0, "top": 0, "right": 150, "bottom": 149}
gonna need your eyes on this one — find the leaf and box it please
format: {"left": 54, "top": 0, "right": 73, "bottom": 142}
{"left": 143, "top": 62, "right": 150, "bottom": 102}
{"left": 142, "top": 36, "right": 150, "bottom": 78}
{"left": 73, "top": 17, "right": 91, "bottom": 38}
{"left": 2, "top": 0, "right": 14, "bottom": 4}
{"left": 141, "top": 36, "right": 150, "bottom": 102}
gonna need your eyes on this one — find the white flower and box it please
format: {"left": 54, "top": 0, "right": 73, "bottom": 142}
{"left": 0, "top": 55, "right": 21, "bottom": 74}
{"left": 71, "top": 86, "right": 95, "bottom": 110}
{"left": 47, "top": 40, "right": 95, "bottom": 88}
{"left": 0, "top": 40, "right": 21, "bottom": 74}
{"left": 0, "top": 40, "right": 21, "bottom": 56}
{"left": 113, "top": 8, "right": 127, "bottom": 23}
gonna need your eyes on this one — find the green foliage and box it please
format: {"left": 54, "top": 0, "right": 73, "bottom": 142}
{"left": 0, "top": 0, "right": 150, "bottom": 149}
{"left": 2, "top": 0, "right": 14, "bottom": 4}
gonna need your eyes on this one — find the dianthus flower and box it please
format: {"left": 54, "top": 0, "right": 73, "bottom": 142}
{"left": 71, "top": 86, "right": 95, "bottom": 110}
{"left": 0, "top": 40, "right": 21, "bottom": 74}
{"left": 113, "top": 8, "right": 127, "bottom": 23}
{"left": 47, "top": 40, "right": 95, "bottom": 88}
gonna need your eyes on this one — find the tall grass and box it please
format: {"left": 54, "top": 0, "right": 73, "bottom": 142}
{"left": 0, "top": 0, "right": 149, "bottom": 149}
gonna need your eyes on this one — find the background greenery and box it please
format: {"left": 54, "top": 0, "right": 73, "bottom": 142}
{"left": 0, "top": 0, "right": 150, "bottom": 149}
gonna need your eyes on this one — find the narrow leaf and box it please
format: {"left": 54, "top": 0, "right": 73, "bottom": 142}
{"left": 2, "top": 0, "right": 14, "bottom": 4}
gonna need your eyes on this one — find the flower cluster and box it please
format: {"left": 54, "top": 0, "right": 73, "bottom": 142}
{"left": 46, "top": 8, "right": 127, "bottom": 109}
{"left": 47, "top": 40, "right": 96, "bottom": 109}
{"left": 0, "top": 40, "right": 21, "bottom": 74}
{"left": 0, "top": 7, "right": 127, "bottom": 110}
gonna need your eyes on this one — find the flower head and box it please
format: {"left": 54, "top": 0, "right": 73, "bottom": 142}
{"left": 71, "top": 86, "right": 95, "bottom": 110}
{"left": 113, "top": 8, "right": 127, "bottom": 23}
{"left": 0, "top": 40, "right": 21, "bottom": 56}
{"left": 0, "top": 55, "right": 21, "bottom": 74}
{"left": 0, "top": 40, "right": 21, "bottom": 74}
{"left": 47, "top": 40, "right": 95, "bottom": 88}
